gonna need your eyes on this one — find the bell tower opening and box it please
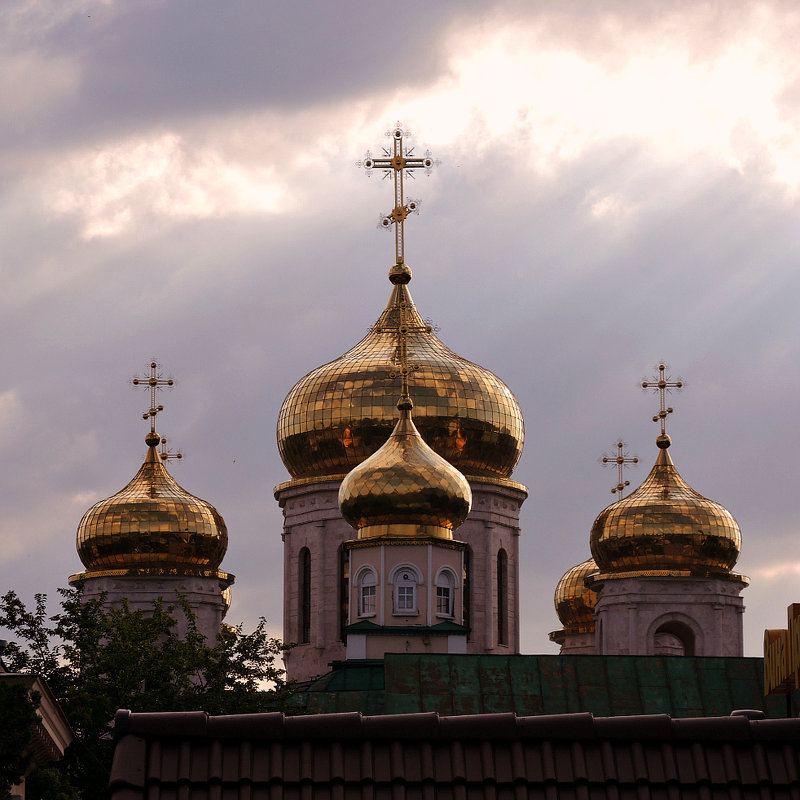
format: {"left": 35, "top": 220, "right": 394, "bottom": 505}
{"left": 653, "top": 621, "right": 695, "bottom": 656}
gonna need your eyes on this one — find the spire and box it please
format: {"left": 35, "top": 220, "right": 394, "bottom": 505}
{"left": 339, "top": 126, "right": 471, "bottom": 539}
{"left": 132, "top": 360, "right": 175, "bottom": 449}
{"left": 358, "top": 121, "right": 436, "bottom": 281}
{"left": 277, "top": 126, "right": 523, "bottom": 483}
{"left": 73, "top": 361, "right": 229, "bottom": 579}
{"left": 590, "top": 365, "right": 743, "bottom": 579}
{"left": 601, "top": 441, "right": 638, "bottom": 498}
{"left": 641, "top": 362, "right": 684, "bottom": 449}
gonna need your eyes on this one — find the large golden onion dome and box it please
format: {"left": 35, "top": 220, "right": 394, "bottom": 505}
{"left": 339, "top": 395, "right": 472, "bottom": 539}
{"left": 73, "top": 432, "right": 230, "bottom": 578}
{"left": 278, "top": 266, "right": 524, "bottom": 482}
{"left": 590, "top": 437, "right": 742, "bottom": 578}
{"left": 552, "top": 557, "right": 599, "bottom": 635}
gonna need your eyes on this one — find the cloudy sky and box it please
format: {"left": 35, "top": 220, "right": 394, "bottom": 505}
{"left": 2, "top": 0, "right": 800, "bottom": 659}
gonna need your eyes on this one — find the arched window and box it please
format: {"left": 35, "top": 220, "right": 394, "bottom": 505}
{"left": 497, "top": 548, "right": 508, "bottom": 645}
{"left": 339, "top": 546, "right": 349, "bottom": 640}
{"left": 356, "top": 567, "right": 378, "bottom": 617}
{"left": 464, "top": 547, "right": 472, "bottom": 638}
{"left": 299, "top": 547, "right": 311, "bottom": 644}
{"left": 390, "top": 565, "right": 421, "bottom": 616}
{"left": 435, "top": 569, "right": 457, "bottom": 618}
{"left": 653, "top": 621, "right": 695, "bottom": 656}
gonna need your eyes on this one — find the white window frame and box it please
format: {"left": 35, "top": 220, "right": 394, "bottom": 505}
{"left": 389, "top": 564, "right": 423, "bottom": 617}
{"left": 354, "top": 566, "right": 378, "bottom": 618}
{"left": 434, "top": 568, "right": 458, "bottom": 619}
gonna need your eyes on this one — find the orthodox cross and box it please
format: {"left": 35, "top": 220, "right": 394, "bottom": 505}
{"left": 159, "top": 437, "right": 183, "bottom": 463}
{"left": 601, "top": 441, "right": 638, "bottom": 498}
{"left": 387, "top": 298, "right": 421, "bottom": 403}
{"left": 132, "top": 360, "right": 174, "bottom": 438}
{"left": 358, "top": 122, "right": 436, "bottom": 267}
{"left": 641, "top": 363, "right": 684, "bottom": 437}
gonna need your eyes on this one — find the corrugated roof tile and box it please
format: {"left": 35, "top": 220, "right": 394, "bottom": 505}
{"left": 208, "top": 713, "right": 284, "bottom": 739}
{"left": 613, "top": 741, "right": 636, "bottom": 783}
{"left": 221, "top": 741, "right": 241, "bottom": 782}
{"left": 372, "top": 740, "right": 393, "bottom": 783}
{"left": 364, "top": 713, "right": 440, "bottom": 741}
{"left": 674, "top": 743, "right": 698, "bottom": 784}
{"left": 462, "top": 741, "right": 485, "bottom": 782}
{"left": 520, "top": 740, "right": 545, "bottom": 784}
{"left": 108, "top": 711, "right": 800, "bottom": 800}
{"left": 109, "top": 735, "right": 148, "bottom": 789}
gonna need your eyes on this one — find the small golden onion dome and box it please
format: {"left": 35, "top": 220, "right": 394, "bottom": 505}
{"left": 278, "top": 271, "right": 524, "bottom": 481}
{"left": 75, "top": 438, "right": 228, "bottom": 575}
{"left": 339, "top": 396, "right": 472, "bottom": 539}
{"left": 590, "top": 439, "right": 741, "bottom": 577}
{"left": 554, "top": 558, "right": 599, "bottom": 634}
{"left": 221, "top": 585, "right": 232, "bottom": 617}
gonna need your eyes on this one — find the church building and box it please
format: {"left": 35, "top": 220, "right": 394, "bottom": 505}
{"left": 550, "top": 366, "right": 748, "bottom": 657}
{"left": 69, "top": 362, "right": 233, "bottom": 642}
{"left": 274, "top": 125, "right": 528, "bottom": 682}
{"left": 66, "top": 125, "right": 750, "bottom": 688}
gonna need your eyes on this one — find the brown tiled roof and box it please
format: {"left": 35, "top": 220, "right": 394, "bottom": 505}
{"left": 110, "top": 709, "right": 800, "bottom": 798}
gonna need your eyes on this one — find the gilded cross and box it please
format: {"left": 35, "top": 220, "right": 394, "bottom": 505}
{"left": 132, "top": 360, "right": 174, "bottom": 437}
{"left": 601, "top": 441, "right": 638, "bottom": 498}
{"left": 387, "top": 298, "right": 421, "bottom": 403}
{"left": 642, "top": 363, "right": 684, "bottom": 438}
{"left": 159, "top": 437, "right": 183, "bottom": 463}
{"left": 358, "top": 122, "right": 436, "bottom": 267}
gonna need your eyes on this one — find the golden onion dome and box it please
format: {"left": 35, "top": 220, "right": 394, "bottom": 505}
{"left": 75, "top": 433, "right": 228, "bottom": 576}
{"left": 590, "top": 437, "right": 741, "bottom": 577}
{"left": 278, "top": 266, "right": 524, "bottom": 482}
{"left": 339, "top": 395, "right": 472, "bottom": 539}
{"left": 554, "top": 557, "right": 599, "bottom": 634}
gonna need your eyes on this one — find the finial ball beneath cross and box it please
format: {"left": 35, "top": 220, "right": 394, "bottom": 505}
{"left": 389, "top": 263, "right": 412, "bottom": 284}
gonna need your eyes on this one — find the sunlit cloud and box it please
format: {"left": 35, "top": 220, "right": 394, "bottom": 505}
{"left": 0, "top": 51, "right": 79, "bottom": 124}
{"left": 1, "top": 0, "right": 113, "bottom": 37}
{"left": 754, "top": 561, "right": 800, "bottom": 581}
{"left": 49, "top": 133, "right": 287, "bottom": 239}
{"left": 385, "top": 4, "right": 800, "bottom": 194}
{"left": 583, "top": 190, "right": 636, "bottom": 222}
{"left": 0, "top": 390, "right": 22, "bottom": 445}
{"left": 71, "top": 491, "right": 100, "bottom": 506}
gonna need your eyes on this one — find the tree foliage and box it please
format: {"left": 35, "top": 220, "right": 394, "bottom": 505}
{"left": 0, "top": 586, "right": 292, "bottom": 800}
{"left": 0, "top": 682, "right": 39, "bottom": 800}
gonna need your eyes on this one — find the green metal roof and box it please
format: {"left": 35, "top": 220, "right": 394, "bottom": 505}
{"left": 294, "top": 653, "right": 788, "bottom": 718}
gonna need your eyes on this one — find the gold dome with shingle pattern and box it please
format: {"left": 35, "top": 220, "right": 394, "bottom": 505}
{"left": 74, "top": 437, "right": 229, "bottom": 578}
{"left": 553, "top": 558, "right": 599, "bottom": 635}
{"left": 339, "top": 396, "right": 472, "bottom": 539}
{"left": 278, "top": 270, "right": 524, "bottom": 483}
{"left": 590, "top": 441, "right": 742, "bottom": 578}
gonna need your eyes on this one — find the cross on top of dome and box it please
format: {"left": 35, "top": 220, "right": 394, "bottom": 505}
{"left": 357, "top": 122, "right": 436, "bottom": 276}
{"left": 601, "top": 441, "right": 639, "bottom": 498}
{"left": 641, "top": 363, "right": 684, "bottom": 447}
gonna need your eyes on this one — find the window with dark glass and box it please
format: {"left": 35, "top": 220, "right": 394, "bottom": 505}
{"left": 339, "top": 546, "right": 348, "bottom": 641}
{"left": 497, "top": 548, "right": 508, "bottom": 645}
{"left": 435, "top": 570, "right": 455, "bottom": 617}
{"left": 464, "top": 548, "right": 472, "bottom": 638}
{"left": 299, "top": 547, "right": 311, "bottom": 644}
